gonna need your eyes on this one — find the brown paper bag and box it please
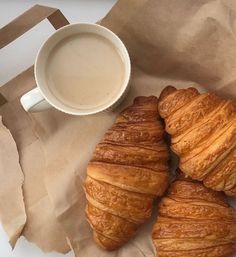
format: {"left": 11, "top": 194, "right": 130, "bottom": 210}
{"left": 0, "top": 117, "right": 26, "bottom": 248}
{"left": 39, "top": 0, "right": 236, "bottom": 255}
{"left": 0, "top": 71, "right": 70, "bottom": 254}
{"left": 0, "top": 5, "right": 70, "bottom": 253}
{"left": 0, "top": 1, "right": 236, "bottom": 256}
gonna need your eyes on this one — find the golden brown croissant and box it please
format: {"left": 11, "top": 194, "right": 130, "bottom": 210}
{"left": 158, "top": 86, "right": 236, "bottom": 196}
{"left": 152, "top": 174, "right": 236, "bottom": 257}
{"left": 84, "top": 96, "right": 170, "bottom": 250}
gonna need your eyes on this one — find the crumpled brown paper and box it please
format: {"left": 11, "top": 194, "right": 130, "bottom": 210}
{"left": 0, "top": 0, "right": 236, "bottom": 256}
{"left": 0, "top": 67, "right": 69, "bottom": 253}
{"left": 0, "top": 117, "right": 26, "bottom": 248}
{"left": 0, "top": 5, "right": 70, "bottom": 253}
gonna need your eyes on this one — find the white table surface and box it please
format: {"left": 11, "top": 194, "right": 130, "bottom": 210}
{"left": 0, "top": 1, "right": 117, "bottom": 256}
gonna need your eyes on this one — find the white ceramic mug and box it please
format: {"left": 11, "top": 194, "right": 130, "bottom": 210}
{"left": 20, "top": 23, "right": 131, "bottom": 115}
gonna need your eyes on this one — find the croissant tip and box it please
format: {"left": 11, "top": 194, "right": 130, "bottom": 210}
{"left": 93, "top": 231, "right": 122, "bottom": 251}
{"left": 159, "top": 85, "right": 177, "bottom": 101}
{"left": 133, "top": 95, "right": 158, "bottom": 104}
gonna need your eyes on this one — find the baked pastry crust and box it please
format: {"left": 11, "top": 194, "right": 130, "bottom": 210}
{"left": 152, "top": 174, "right": 236, "bottom": 257}
{"left": 84, "top": 96, "right": 169, "bottom": 250}
{"left": 158, "top": 86, "right": 236, "bottom": 196}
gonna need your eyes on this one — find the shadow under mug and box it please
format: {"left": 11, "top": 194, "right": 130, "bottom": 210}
{"left": 20, "top": 23, "right": 131, "bottom": 115}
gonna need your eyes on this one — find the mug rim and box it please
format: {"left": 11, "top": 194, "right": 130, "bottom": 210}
{"left": 34, "top": 22, "right": 131, "bottom": 115}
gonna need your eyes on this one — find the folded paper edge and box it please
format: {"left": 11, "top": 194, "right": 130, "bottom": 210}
{"left": 0, "top": 116, "right": 27, "bottom": 248}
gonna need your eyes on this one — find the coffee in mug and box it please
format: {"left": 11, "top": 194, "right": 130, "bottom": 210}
{"left": 46, "top": 33, "right": 125, "bottom": 111}
{"left": 20, "top": 23, "right": 130, "bottom": 115}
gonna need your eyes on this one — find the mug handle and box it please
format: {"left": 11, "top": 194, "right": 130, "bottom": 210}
{"left": 20, "top": 87, "right": 52, "bottom": 112}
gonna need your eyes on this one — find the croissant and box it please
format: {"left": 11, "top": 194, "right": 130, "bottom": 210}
{"left": 84, "top": 96, "right": 169, "bottom": 250}
{"left": 152, "top": 174, "right": 236, "bottom": 257}
{"left": 158, "top": 86, "right": 236, "bottom": 196}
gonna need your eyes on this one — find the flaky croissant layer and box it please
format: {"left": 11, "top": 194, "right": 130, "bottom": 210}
{"left": 84, "top": 96, "right": 170, "bottom": 250}
{"left": 152, "top": 175, "right": 236, "bottom": 257}
{"left": 158, "top": 86, "right": 236, "bottom": 196}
